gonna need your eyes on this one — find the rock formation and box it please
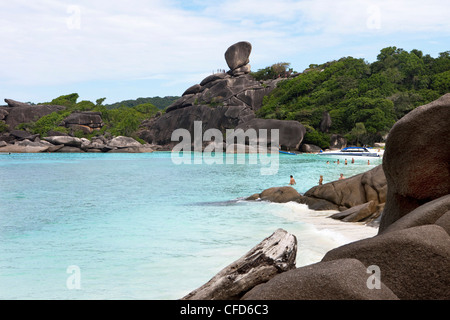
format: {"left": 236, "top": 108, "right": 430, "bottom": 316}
{"left": 0, "top": 99, "right": 66, "bottom": 131}
{"left": 247, "top": 164, "right": 387, "bottom": 224}
{"left": 246, "top": 186, "right": 302, "bottom": 203}
{"left": 224, "top": 41, "right": 252, "bottom": 75}
{"left": 319, "top": 111, "right": 332, "bottom": 133}
{"left": 379, "top": 93, "right": 450, "bottom": 232}
{"left": 0, "top": 134, "right": 154, "bottom": 153}
{"left": 62, "top": 111, "right": 104, "bottom": 135}
{"left": 301, "top": 164, "right": 386, "bottom": 215}
{"left": 235, "top": 119, "right": 306, "bottom": 151}
{"left": 138, "top": 41, "right": 301, "bottom": 150}
{"left": 242, "top": 258, "right": 398, "bottom": 300}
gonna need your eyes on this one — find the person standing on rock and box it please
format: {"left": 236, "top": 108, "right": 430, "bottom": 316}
{"left": 289, "top": 175, "right": 296, "bottom": 185}
{"left": 319, "top": 175, "right": 323, "bottom": 185}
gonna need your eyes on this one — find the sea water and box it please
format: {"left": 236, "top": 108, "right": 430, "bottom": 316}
{"left": 0, "top": 152, "right": 381, "bottom": 299}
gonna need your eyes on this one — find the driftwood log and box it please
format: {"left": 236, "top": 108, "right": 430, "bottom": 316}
{"left": 181, "top": 228, "right": 297, "bottom": 300}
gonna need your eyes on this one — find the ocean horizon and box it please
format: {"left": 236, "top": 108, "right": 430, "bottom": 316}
{"left": 0, "top": 151, "right": 381, "bottom": 299}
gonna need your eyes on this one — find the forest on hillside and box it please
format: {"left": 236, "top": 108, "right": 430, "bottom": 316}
{"left": 105, "top": 96, "right": 179, "bottom": 110}
{"left": 254, "top": 46, "right": 450, "bottom": 147}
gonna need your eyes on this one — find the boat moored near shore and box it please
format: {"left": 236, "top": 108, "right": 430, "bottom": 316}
{"left": 318, "top": 147, "right": 381, "bottom": 157}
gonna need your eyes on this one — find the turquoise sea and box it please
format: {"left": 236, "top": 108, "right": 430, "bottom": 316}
{"left": 0, "top": 152, "right": 381, "bottom": 299}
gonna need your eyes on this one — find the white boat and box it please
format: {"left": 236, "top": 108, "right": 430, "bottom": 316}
{"left": 318, "top": 146, "right": 381, "bottom": 157}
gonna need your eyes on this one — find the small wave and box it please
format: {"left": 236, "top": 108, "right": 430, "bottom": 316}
{"left": 188, "top": 199, "right": 243, "bottom": 207}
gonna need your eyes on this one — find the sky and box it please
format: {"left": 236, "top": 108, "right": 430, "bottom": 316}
{"left": 1, "top": 0, "right": 449, "bottom": 105}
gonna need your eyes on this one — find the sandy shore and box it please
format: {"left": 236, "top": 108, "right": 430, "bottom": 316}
{"left": 265, "top": 201, "right": 379, "bottom": 267}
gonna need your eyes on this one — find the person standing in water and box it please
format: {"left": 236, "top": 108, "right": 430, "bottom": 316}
{"left": 289, "top": 175, "right": 296, "bottom": 185}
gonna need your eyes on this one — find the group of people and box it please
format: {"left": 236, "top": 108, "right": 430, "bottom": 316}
{"left": 289, "top": 173, "right": 342, "bottom": 186}
{"left": 289, "top": 157, "right": 374, "bottom": 187}
{"left": 326, "top": 158, "right": 371, "bottom": 165}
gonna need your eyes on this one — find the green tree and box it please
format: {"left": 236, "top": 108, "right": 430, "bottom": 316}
{"left": 49, "top": 93, "right": 79, "bottom": 107}
{"left": 431, "top": 71, "right": 450, "bottom": 94}
{"left": 349, "top": 122, "right": 367, "bottom": 146}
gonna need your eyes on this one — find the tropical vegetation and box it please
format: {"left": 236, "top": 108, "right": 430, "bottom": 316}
{"left": 255, "top": 47, "right": 450, "bottom": 147}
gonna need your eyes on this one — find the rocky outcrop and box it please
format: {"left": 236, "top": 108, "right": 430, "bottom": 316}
{"left": 247, "top": 186, "right": 302, "bottom": 203}
{"left": 320, "top": 224, "right": 450, "bottom": 300}
{"left": 44, "top": 136, "right": 83, "bottom": 148}
{"left": 329, "top": 134, "right": 347, "bottom": 149}
{"left": 62, "top": 112, "right": 104, "bottom": 134}
{"left": 319, "top": 111, "right": 332, "bottom": 133}
{"left": 379, "top": 93, "right": 450, "bottom": 232}
{"left": 245, "top": 165, "right": 387, "bottom": 224}
{"left": 235, "top": 119, "right": 306, "bottom": 151}
{"left": 138, "top": 104, "right": 255, "bottom": 147}
{"left": 381, "top": 194, "right": 450, "bottom": 235}
{"left": 300, "top": 143, "right": 322, "bottom": 153}
{"left": 138, "top": 41, "right": 296, "bottom": 149}
{"left": 301, "top": 164, "right": 386, "bottom": 220}
{"left": 164, "top": 41, "right": 280, "bottom": 116}
{"left": 0, "top": 134, "right": 154, "bottom": 153}
{"left": 182, "top": 228, "right": 297, "bottom": 300}
{"left": 165, "top": 73, "right": 278, "bottom": 114}
{"left": 225, "top": 41, "right": 252, "bottom": 75}
{"left": 0, "top": 99, "right": 66, "bottom": 130}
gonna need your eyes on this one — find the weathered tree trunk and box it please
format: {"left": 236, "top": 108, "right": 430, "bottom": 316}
{"left": 181, "top": 228, "right": 297, "bottom": 300}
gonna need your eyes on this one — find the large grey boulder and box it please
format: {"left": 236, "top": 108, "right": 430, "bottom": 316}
{"left": 1, "top": 99, "right": 65, "bottom": 130}
{"left": 224, "top": 41, "right": 252, "bottom": 71}
{"left": 242, "top": 258, "right": 398, "bottom": 300}
{"left": 63, "top": 111, "right": 103, "bottom": 129}
{"left": 235, "top": 118, "right": 306, "bottom": 150}
{"left": 43, "top": 136, "right": 83, "bottom": 148}
{"left": 257, "top": 186, "right": 303, "bottom": 203}
{"left": 0, "top": 108, "right": 8, "bottom": 120}
{"left": 319, "top": 111, "right": 332, "bottom": 133}
{"left": 381, "top": 194, "right": 450, "bottom": 235}
{"left": 0, "top": 144, "right": 49, "bottom": 153}
{"left": 140, "top": 42, "right": 292, "bottom": 148}
{"left": 330, "top": 200, "right": 378, "bottom": 222}
{"left": 301, "top": 164, "right": 386, "bottom": 213}
{"left": 107, "top": 136, "right": 142, "bottom": 148}
{"left": 166, "top": 74, "right": 274, "bottom": 114}
{"left": 379, "top": 93, "right": 450, "bottom": 232}
{"left": 138, "top": 104, "right": 255, "bottom": 146}
{"left": 321, "top": 225, "right": 450, "bottom": 300}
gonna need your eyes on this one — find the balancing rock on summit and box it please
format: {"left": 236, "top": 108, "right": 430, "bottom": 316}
{"left": 138, "top": 41, "right": 293, "bottom": 148}
{"left": 225, "top": 41, "right": 252, "bottom": 72}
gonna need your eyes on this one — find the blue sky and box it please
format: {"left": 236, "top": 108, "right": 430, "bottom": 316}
{"left": 1, "top": 0, "right": 449, "bottom": 105}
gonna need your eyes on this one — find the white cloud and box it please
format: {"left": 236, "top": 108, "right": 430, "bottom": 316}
{"left": 0, "top": 0, "right": 448, "bottom": 101}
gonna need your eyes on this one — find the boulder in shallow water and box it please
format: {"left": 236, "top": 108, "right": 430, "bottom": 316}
{"left": 258, "top": 186, "right": 302, "bottom": 203}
